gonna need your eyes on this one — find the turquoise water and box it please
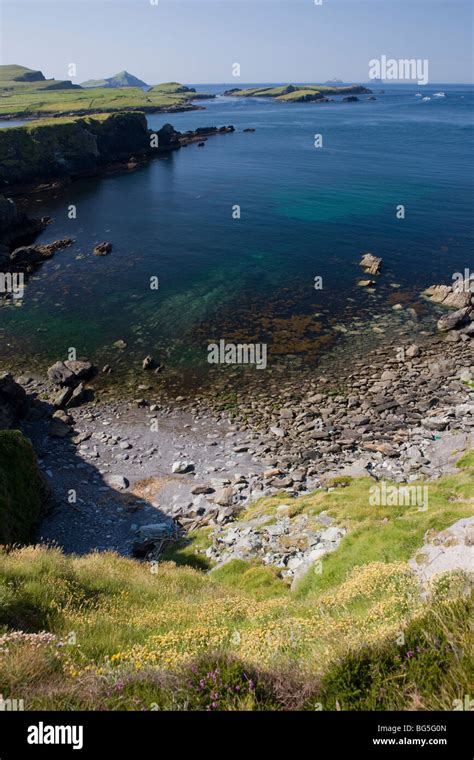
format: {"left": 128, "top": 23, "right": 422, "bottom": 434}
{"left": 1, "top": 84, "right": 473, "bottom": 381}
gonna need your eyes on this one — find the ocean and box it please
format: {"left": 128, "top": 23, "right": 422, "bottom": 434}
{"left": 1, "top": 83, "right": 473, "bottom": 388}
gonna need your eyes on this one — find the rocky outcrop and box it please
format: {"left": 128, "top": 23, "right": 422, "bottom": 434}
{"left": 423, "top": 279, "right": 474, "bottom": 334}
{"left": 409, "top": 517, "right": 474, "bottom": 588}
{"left": 423, "top": 279, "right": 473, "bottom": 310}
{"left": 177, "top": 125, "right": 235, "bottom": 146}
{"left": 8, "top": 238, "right": 73, "bottom": 273}
{"left": 0, "top": 114, "right": 236, "bottom": 192}
{"left": 0, "top": 195, "right": 50, "bottom": 254}
{"left": 93, "top": 241, "right": 112, "bottom": 256}
{"left": 48, "top": 359, "right": 95, "bottom": 387}
{"left": 206, "top": 509, "right": 346, "bottom": 584}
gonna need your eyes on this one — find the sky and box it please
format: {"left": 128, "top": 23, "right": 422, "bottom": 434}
{"left": 0, "top": 0, "right": 472, "bottom": 85}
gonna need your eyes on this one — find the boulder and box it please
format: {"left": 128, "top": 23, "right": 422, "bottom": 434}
{"left": 105, "top": 474, "right": 129, "bottom": 490}
{"left": 423, "top": 282, "right": 473, "bottom": 310}
{"left": 66, "top": 382, "right": 87, "bottom": 408}
{"left": 171, "top": 460, "right": 195, "bottom": 474}
{"left": 64, "top": 359, "right": 94, "bottom": 380}
{"left": 93, "top": 241, "right": 112, "bottom": 256}
{"left": 49, "top": 419, "right": 73, "bottom": 438}
{"left": 359, "top": 253, "right": 382, "bottom": 275}
{"left": 47, "top": 361, "right": 76, "bottom": 387}
{"left": 423, "top": 284, "right": 452, "bottom": 304}
{"left": 409, "top": 517, "right": 474, "bottom": 586}
{"left": 270, "top": 426, "right": 286, "bottom": 438}
{"left": 437, "top": 307, "right": 472, "bottom": 332}
{"left": 212, "top": 487, "right": 235, "bottom": 506}
{"left": 405, "top": 344, "right": 421, "bottom": 358}
{"left": 52, "top": 386, "right": 73, "bottom": 408}
{"left": 191, "top": 484, "right": 215, "bottom": 495}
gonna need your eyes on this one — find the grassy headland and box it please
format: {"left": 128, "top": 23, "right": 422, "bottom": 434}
{"left": 0, "top": 65, "right": 213, "bottom": 119}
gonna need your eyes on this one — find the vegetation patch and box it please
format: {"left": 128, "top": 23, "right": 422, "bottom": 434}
{"left": 0, "top": 456, "right": 472, "bottom": 710}
{"left": 0, "top": 430, "right": 49, "bottom": 545}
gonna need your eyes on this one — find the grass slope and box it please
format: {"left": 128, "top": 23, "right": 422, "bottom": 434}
{"left": 0, "top": 65, "right": 45, "bottom": 83}
{"left": 0, "top": 75, "right": 211, "bottom": 118}
{"left": 0, "top": 455, "right": 472, "bottom": 710}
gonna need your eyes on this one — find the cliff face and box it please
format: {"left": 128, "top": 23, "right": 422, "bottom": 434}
{"left": 0, "top": 114, "right": 235, "bottom": 192}
{"left": 0, "top": 112, "right": 152, "bottom": 191}
{"left": 0, "top": 195, "right": 48, "bottom": 257}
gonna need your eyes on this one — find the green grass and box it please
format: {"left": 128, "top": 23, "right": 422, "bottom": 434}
{"left": 161, "top": 527, "right": 213, "bottom": 570}
{"left": 0, "top": 430, "right": 50, "bottom": 545}
{"left": 0, "top": 83, "right": 211, "bottom": 119}
{"left": 316, "top": 592, "right": 473, "bottom": 711}
{"left": 0, "top": 453, "right": 472, "bottom": 710}
{"left": 211, "top": 560, "right": 288, "bottom": 599}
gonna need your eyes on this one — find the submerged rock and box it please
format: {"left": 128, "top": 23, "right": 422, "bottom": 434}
{"left": 142, "top": 355, "right": 155, "bottom": 370}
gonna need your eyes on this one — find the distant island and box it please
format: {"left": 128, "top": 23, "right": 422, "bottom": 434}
{"left": 224, "top": 84, "right": 372, "bottom": 102}
{"left": 81, "top": 70, "right": 150, "bottom": 89}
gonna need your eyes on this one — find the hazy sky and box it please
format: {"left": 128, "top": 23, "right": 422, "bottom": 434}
{"left": 1, "top": 0, "right": 472, "bottom": 85}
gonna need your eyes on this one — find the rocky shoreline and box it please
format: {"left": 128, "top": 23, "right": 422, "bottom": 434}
{"left": 0, "top": 111, "right": 472, "bottom": 577}
{"left": 0, "top": 278, "right": 471, "bottom": 574}
{"left": 0, "top": 117, "right": 235, "bottom": 279}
